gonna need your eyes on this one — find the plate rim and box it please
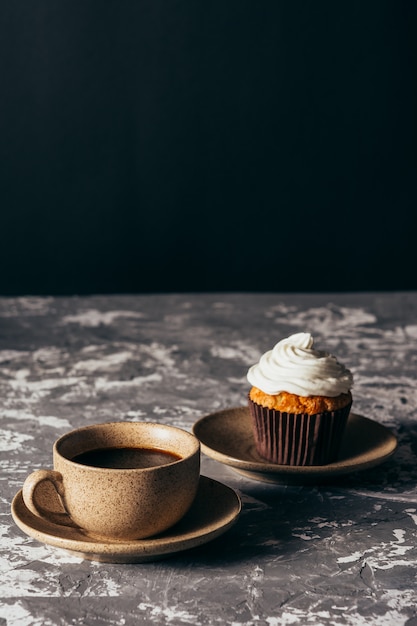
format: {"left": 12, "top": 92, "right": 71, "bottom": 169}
{"left": 11, "top": 475, "right": 242, "bottom": 562}
{"left": 193, "top": 407, "right": 398, "bottom": 477}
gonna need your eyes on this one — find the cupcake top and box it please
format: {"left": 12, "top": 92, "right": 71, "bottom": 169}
{"left": 247, "top": 332, "right": 353, "bottom": 397}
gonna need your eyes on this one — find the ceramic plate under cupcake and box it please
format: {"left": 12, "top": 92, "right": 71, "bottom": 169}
{"left": 193, "top": 407, "right": 398, "bottom": 484}
{"left": 11, "top": 476, "right": 241, "bottom": 563}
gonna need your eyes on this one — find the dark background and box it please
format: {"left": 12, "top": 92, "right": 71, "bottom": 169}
{"left": 1, "top": 1, "right": 416, "bottom": 296}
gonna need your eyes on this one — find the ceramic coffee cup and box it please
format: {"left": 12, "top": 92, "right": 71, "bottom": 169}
{"left": 22, "top": 422, "right": 201, "bottom": 541}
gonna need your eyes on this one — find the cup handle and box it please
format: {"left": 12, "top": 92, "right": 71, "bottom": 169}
{"left": 22, "top": 469, "right": 77, "bottom": 528}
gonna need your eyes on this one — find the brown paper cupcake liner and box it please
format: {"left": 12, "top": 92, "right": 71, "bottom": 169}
{"left": 248, "top": 398, "right": 352, "bottom": 466}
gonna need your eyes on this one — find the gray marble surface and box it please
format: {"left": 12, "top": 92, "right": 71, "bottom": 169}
{"left": 1, "top": 292, "right": 417, "bottom": 626}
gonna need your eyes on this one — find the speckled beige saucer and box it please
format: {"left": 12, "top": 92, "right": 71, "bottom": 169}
{"left": 11, "top": 476, "right": 241, "bottom": 563}
{"left": 193, "top": 407, "right": 398, "bottom": 484}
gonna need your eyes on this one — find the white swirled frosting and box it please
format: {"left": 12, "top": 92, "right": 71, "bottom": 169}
{"left": 247, "top": 332, "right": 353, "bottom": 397}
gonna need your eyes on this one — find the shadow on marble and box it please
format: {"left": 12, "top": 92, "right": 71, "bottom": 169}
{"left": 340, "top": 419, "right": 417, "bottom": 496}
{"left": 166, "top": 488, "right": 351, "bottom": 566}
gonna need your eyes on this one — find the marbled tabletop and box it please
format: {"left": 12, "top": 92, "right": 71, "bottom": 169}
{"left": 1, "top": 292, "right": 417, "bottom": 626}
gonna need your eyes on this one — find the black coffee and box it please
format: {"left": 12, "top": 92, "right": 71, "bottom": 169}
{"left": 71, "top": 446, "right": 182, "bottom": 469}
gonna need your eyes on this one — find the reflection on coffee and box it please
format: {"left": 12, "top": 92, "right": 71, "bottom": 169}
{"left": 71, "top": 447, "right": 182, "bottom": 469}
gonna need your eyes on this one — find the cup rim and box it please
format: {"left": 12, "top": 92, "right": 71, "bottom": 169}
{"left": 53, "top": 421, "right": 200, "bottom": 472}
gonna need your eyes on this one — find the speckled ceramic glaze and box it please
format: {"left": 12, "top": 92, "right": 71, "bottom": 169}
{"left": 22, "top": 422, "right": 201, "bottom": 540}
{"left": 12, "top": 476, "right": 241, "bottom": 563}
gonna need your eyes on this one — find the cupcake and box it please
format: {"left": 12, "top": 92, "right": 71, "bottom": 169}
{"left": 247, "top": 332, "right": 353, "bottom": 466}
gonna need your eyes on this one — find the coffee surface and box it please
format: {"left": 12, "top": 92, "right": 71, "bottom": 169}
{"left": 71, "top": 446, "right": 182, "bottom": 469}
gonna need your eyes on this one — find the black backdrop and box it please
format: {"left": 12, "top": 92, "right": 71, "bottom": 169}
{"left": 1, "top": 1, "right": 416, "bottom": 296}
